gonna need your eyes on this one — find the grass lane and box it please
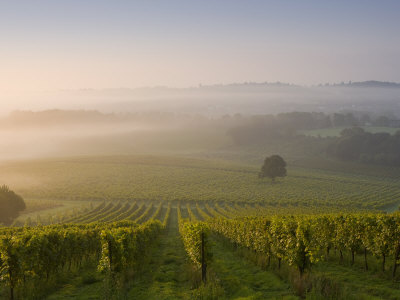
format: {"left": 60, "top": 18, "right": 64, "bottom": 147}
{"left": 127, "top": 206, "right": 193, "bottom": 299}
{"left": 209, "top": 235, "right": 298, "bottom": 300}
{"left": 312, "top": 261, "right": 400, "bottom": 300}
{"left": 45, "top": 264, "right": 103, "bottom": 300}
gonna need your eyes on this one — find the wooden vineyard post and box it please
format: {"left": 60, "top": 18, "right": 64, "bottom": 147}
{"left": 201, "top": 230, "right": 207, "bottom": 283}
{"left": 393, "top": 240, "right": 400, "bottom": 278}
{"left": 8, "top": 262, "right": 14, "bottom": 300}
{"left": 108, "top": 239, "right": 113, "bottom": 271}
{"left": 9, "top": 272, "right": 14, "bottom": 300}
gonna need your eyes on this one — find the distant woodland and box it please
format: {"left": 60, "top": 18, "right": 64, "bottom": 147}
{"left": 227, "top": 112, "right": 400, "bottom": 166}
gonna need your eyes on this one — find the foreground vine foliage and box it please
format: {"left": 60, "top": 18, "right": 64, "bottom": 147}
{"left": 177, "top": 204, "right": 212, "bottom": 282}
{"left": 0, "top": 220, "right": 163, "bottom": 299}
{"left": 208, "top": 213, "right": 400, "bottom": 276}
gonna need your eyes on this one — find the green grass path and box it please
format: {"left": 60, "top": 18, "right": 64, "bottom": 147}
{"left": 209, "top": 236, "right": 298, "bottom": 300}
{"left": 127, "top": 207, "right": 193, "bottom": 299}
{"left": 312, "top": 261, "right": 400, "bottom": 300}
{"left": 45, "top": 265, "right": 103, "bottom": 300}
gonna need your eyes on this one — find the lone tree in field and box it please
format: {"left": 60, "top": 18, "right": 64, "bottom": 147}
{"left": 0, "top": 185, "right": 26, "bottom": 225}
{"left": 259, "top": 155, "right": 287, "bottom": 183}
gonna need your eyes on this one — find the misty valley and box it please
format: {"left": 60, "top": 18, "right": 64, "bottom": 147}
{"left": 2, "top": 83, "right": 400, "bottom": 299}
{"left": 1, "top": 1, "right": 400, "bottom": 299}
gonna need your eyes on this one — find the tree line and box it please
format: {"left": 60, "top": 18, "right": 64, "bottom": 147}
{"left": 328, "top": 127, "right": 400, "bottom": 165}
{"left": 226, "top": 112, "right": 400, "bottom": 166}
{"left": 227, "top": 111, "right": 399, "bottom": 145}
{"left": 0, "top": 186, "right": 25, "bottom": 226}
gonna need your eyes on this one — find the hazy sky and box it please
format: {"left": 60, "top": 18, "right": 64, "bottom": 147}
{"left": 1, "top": 0, "right": 400, "bottom": 91}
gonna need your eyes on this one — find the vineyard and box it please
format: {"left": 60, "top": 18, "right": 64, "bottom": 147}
{"left": 2, "top": 155, "right": 400, "bottom": 211}
{"left": 1, "top": 200, "right": 400, "bottom": 299}
{"left": 1, "top": 155, "right": 400, "bottom": 299}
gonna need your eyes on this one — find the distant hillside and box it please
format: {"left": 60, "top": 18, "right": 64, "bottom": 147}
{"left": 333, "top": 80, "right": 400, "bottom": 88}
{"left": 185, "top": 80, "right": 400, "bottom": 89}
{"left": 2, "top": 80, "right": 400, "bottom": 118}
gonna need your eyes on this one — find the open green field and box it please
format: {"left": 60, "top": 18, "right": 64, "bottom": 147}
{"left": 1, "top": 155, "right": 400, "bottom": 212}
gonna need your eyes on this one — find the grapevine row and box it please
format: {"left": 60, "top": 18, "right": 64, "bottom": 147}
{"left": 0, "top": 220, "right": 163, "bottom": 299}
{"left": 208, "top": 213, "right": 400, "bottom": 276}
{"left": 177, "top": 205, "right": 211, "bottom": 282}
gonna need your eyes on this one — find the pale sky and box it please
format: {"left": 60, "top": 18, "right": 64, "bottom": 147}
{"left": 1, "top": 0, "right": 400, "bottom": 91}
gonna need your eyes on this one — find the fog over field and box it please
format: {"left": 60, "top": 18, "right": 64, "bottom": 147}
{"left": 0, "top": 83, "right": 399, "bottom": 162}
{"left": 1, "top": 81, "right": 399, "bottom": 160}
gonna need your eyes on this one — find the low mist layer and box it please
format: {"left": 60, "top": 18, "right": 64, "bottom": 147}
{"left": 2, "top": 81, "right": 400, "bottom": 116}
